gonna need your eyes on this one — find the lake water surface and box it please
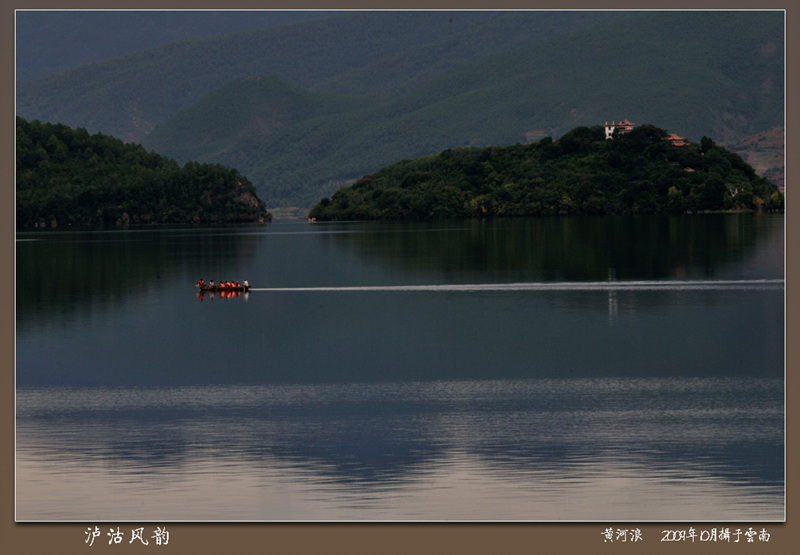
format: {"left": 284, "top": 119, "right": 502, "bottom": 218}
{"left": 16, "top": 214, "right": 785, "bottom": 521}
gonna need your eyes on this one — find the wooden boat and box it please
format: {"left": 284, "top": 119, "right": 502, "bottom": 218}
{"left": 196, "top": 283, "right": 250, "bottom": 292}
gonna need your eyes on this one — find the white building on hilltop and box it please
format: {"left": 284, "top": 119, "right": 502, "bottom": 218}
{"left": 604, "top": 119, "right": 635, "bottom": 139}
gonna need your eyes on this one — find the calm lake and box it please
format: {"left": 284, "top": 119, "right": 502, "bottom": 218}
{"left": 16, "top": 214, "right": 785, "bottom": 521}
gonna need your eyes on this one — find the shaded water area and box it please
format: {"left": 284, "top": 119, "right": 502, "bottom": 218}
{"left": 16, "top": 214, "right": 784, "bottom": 521}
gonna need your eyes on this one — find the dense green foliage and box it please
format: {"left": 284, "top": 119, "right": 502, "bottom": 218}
{"left": 16, "top": 117, "right": 271, "bottom": 228}
{"left": 308, "top": 125, "right": 783, "bottom": 221}
{"left": 17, "top": 12, "right": 784, "bottom": 207}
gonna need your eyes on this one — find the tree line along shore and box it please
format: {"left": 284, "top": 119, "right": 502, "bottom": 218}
{"left": 16, "top": 117, "right": 271, "bottom": 228}
{"left": 308, "top": 124, "right": 783, "bottom": 221}
{"left": 16, "top": 117, "right": 782, "bottom": 227}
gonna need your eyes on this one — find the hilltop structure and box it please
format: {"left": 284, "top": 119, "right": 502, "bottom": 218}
{"left": 308, "top": 123, "right": 783, "bottom": 221}
{"left": 604, "top": 119, "right": 635, "bottom": 139}
{"left": 605, "top": 121, "right": 689, "bottom": 148}
{"left": 664, "top": 133, "right": 688, "bottom": 146}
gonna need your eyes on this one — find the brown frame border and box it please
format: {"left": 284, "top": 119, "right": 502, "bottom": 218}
{"left": 4, "top": 2, "right": 794, "bottom": 553}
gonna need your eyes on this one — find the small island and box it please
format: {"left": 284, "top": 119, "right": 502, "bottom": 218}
{"left": 16, "top": 116, "right": 271, "bottom": 228}
{"left": 308, "top": 123, "right": 783, "bottom": 221}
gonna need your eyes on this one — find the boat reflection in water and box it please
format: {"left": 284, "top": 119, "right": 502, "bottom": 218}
{"left": 197, "top": 290, "right": 250, "bottom": 301}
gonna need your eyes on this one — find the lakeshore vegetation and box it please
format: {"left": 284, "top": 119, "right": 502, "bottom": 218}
{"left": 16, "top": 117, "right": 271, "bottom": 228}
{"left": 308, "top": 124, "right": 783, "bottom": 221}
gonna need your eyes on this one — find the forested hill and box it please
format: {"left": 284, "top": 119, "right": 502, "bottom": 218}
{"left": 308, "top": 125, "right": 783, "bottom": 221}
{"left": 16, "top": 117, "right": 271, "bottom": 228}
{"left": 16, "top": 11, "right": 784, "bottom": 208}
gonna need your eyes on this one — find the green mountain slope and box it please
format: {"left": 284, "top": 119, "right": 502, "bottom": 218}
{"left": 17, "top": 11, "right": 626, "bottom": 142}
{"left": 399, "top": 11, "right": 783, "bottom": 143}
{"left": 142, "top": 11, "right": 783, "bottom": 207}
{"left": 15, "top": 11, "right": 333, "bottom": 82}
{"left": 143, "top": 76, "right": 379, "bottom": 163}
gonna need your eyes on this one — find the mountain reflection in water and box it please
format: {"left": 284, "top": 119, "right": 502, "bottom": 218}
{"left": 16, "top": 377, "right": 783, "bottom": 521}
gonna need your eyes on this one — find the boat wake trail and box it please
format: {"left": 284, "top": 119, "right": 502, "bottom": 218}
{"left": 250, "top": 279, "right": 784, "bottom": 293}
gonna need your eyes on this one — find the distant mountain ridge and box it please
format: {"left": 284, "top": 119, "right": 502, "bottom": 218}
{"left": 17, "top": 11, "right": 628, "bottom": 142}
{"left": 728, "top": 127, "right": 785, "bottom": 190}
{"left": 15, "top": 10, "right": 335, "bottom": 82}
{"left": 16, "top": 10, "right": 784, "bottom": 207}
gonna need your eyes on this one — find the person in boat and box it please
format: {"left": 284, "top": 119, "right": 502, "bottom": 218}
{"left": 209, "top": 280, "right": 215, "bottom": 288}
{"left": 244, "top": 280, "right": 249, "bottom": 288}
{"left": 198, "top": 279, "right": 205, "bottom": 288}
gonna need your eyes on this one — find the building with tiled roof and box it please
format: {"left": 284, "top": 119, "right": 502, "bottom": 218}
{"left": 604, "top": 119, "right": 635, "bottom": 139}
{"left": 664, "top": 133, "right": 688, "bottom": 147}
{"left": 616, "top": 119, "right": 635, "bottom": 133}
